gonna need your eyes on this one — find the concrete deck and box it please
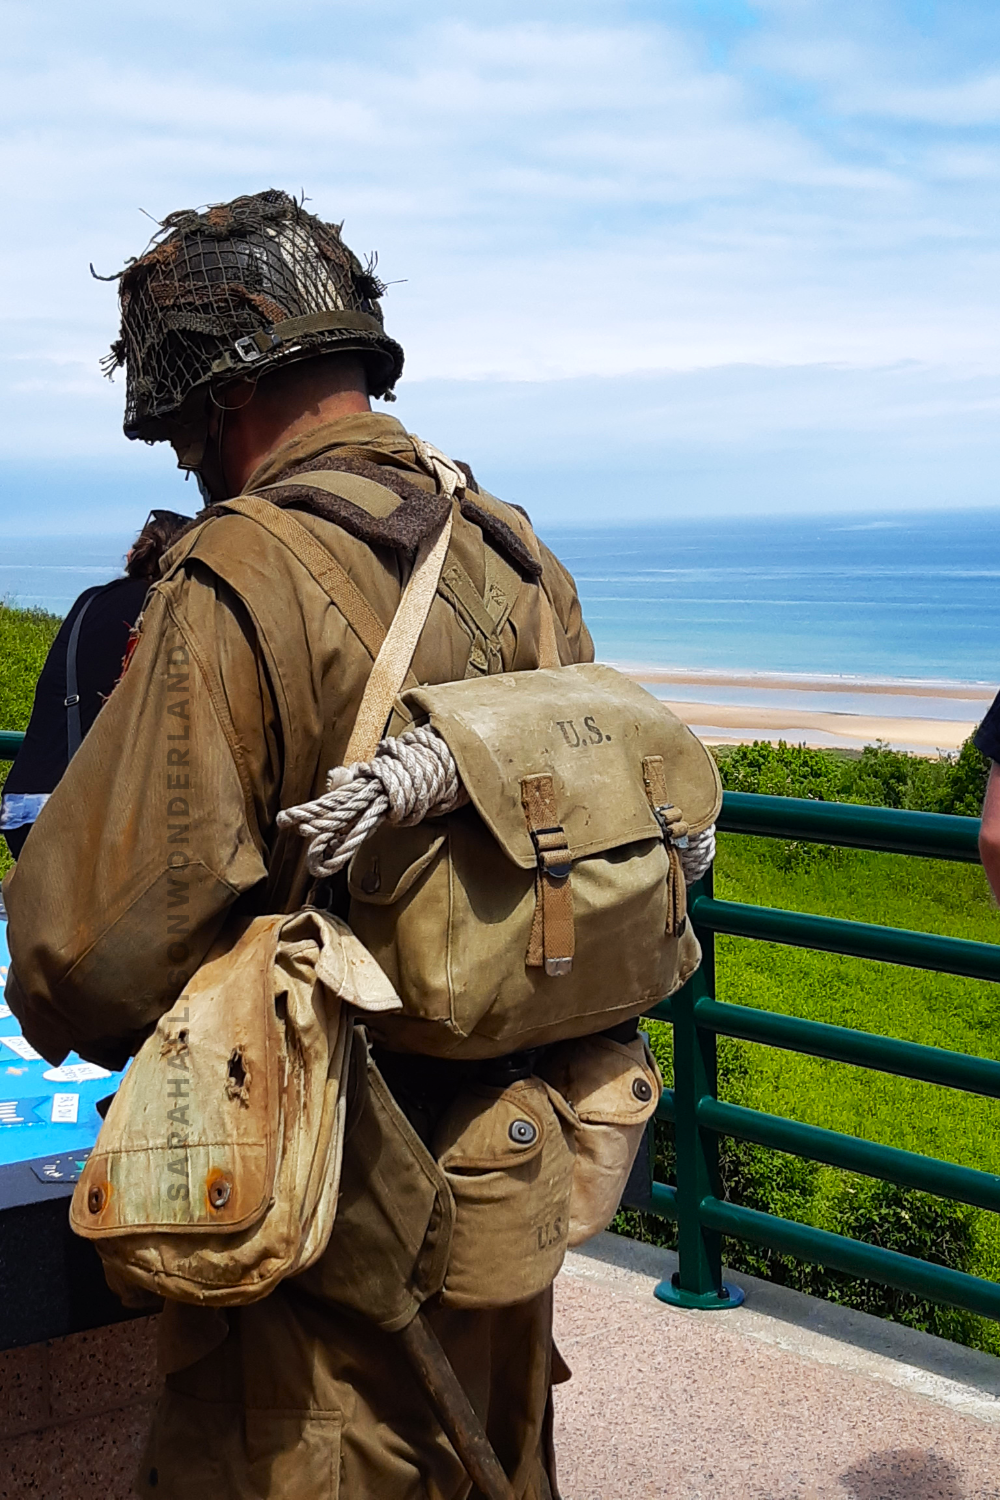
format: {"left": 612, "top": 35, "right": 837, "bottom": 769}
{"left": 553, "top": 1234, "right": 1000, "bottom": 1499}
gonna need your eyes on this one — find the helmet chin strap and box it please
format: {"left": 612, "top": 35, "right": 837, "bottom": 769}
{"left": 198, "top": 404, "right": 230, "bottom": 504}
{"left": 172, "top": 397, "right": 231, "bottom": 505}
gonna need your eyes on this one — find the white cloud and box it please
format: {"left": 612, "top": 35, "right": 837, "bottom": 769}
{"left": 2, "top": 2, "right": 1000, "bottom": 523}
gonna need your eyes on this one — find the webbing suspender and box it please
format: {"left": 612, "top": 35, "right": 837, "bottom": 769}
{"left": 65, "top": 592, "right": 97, "bottom": 762}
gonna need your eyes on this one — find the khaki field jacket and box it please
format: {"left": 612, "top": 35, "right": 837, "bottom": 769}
{"left": 3, "top": 413, "right": 593, "bottom": 1070}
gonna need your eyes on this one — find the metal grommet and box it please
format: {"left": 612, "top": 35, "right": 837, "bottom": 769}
{"left": 632, "top": 1077, "right": 653, "bottom": 1103}
{"left": 208, "top": 1177, "right": 232, "bottom": 1210}
{"left": 509, "top": 1119, "right": 538, "bottom": 1146}
{"left": 87, "top": 1184, "right": 106, "bottom": 1214}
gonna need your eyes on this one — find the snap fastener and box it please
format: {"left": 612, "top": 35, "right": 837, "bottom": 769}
{"left": 632, "top": 1077, "right": 653, "bottom": 1103}
{"left": 208, "top": 1177, "right": 232, "bottom": 1209}
{"left": 509, "top": 1119, "right": 538, "bottom": 1146}
{"left": 87, "top": 1184, "right": 106, "bottom": 1214}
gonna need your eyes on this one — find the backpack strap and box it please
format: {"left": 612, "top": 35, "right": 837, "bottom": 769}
{"left": 536, "top": 583, "right": 562, "bottom": 669}
{"left": 64, "top": 590, "right": 97, "bottom": 761}
{"left": 344, "top": 507, "right": 454, "bottom": 763}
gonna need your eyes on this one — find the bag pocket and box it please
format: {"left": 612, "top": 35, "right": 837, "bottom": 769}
{"left": 540, "top": 1034, "right": 661, "bottom": 1247}
{"left": 432, "top": 1077, "right": 575, "bottom": 1308}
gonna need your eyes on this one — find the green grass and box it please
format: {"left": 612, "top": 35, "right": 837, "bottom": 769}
{"left": 0, "top": 601, "right": 62, "bottom": 878}
{"left": 0, "top": 601, "right": 61, "bottom": 733}
{"left": 714, "top": 840, "right": 1000, "bottom": 1173}
{"left": 619, "top": 737, "right": 1000, "bottom": 1355}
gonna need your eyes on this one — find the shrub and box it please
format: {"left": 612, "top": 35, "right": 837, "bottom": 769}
{"left": 612, "top": 740, "right": 1000, "bottom": 1352}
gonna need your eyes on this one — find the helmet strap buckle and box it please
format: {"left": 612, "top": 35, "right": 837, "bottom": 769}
{"left": 234, "top": 334, "right": 267, "bottom": 364}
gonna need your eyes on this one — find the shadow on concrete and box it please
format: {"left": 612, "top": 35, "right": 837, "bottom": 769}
{"left": 840, "top": 1448, "right": 979, "bottom": 1499}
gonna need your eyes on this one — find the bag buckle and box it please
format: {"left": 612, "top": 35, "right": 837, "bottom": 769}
{"left": 521, "top": 775, "right": 575, "bottom": 975}
{"left": 530, "top": 825, "right": 572, "bottom": 880}
{"left": 653, "top": 804, "right": 689, "bottom": 848}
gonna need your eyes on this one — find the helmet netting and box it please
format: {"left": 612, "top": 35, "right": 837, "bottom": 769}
{"left": 103, "top": 190, "right": 403, "bottom": 440}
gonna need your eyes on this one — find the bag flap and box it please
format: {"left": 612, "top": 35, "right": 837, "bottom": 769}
{"left": 541, "top": 1035, "right": 661, "bottom": 1126}
{"left": 434, "top": 1080, "right": 551, "bottom": 1172}
{"left": 311, "top": 909, "right": 404, "bottom": 1011}
{"left": 402, "top": 663, "right": 722, "bottom": 869}
{"left": 71, "top": 909, "right": 399, "bottom": 1243}
{"left": 72, "top": 915, "right": 284, "bottom": 1239}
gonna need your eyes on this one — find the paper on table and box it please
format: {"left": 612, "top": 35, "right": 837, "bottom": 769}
{"left": 1, "top": 1035, "right": 43, "bottom": 1063}
{"left": 43, "top": 1062, "right": 111, "bottom": 1084}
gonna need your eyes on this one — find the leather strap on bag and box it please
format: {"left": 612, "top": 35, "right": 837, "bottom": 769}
{"left": 642, "top": 754, "right": 687, "bottom": 935}
{"left": 344, "top": 508, "right": 454, "bottom": 764}
{"left": 520, "top": 773, "right": 575, "bottom": 976}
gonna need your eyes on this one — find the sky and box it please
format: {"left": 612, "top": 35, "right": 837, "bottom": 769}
{"left": 3, "top": 0, "right": 1000, "bottom": 532}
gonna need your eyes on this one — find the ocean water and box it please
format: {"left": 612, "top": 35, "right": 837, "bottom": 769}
{"left": 546, "top": 509, "right": 1000, "bottom": 684}
{"left": 1, "top": 533, "right": 132, "bottom": 617}
{"left": 3, "top": 509, "right": 1000, "bottom": 685}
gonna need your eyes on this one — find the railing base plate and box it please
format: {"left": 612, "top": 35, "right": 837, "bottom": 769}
{"left": 654, "top": 1273, "right": 745, "bottom": 1311}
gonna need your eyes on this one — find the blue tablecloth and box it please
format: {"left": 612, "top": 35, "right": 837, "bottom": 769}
{"left": 0, "top": 919, "right": 126, "bottom": 1170}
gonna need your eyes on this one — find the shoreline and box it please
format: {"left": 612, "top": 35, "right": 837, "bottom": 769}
{"left": 613, "top": 664, "right": 993, "bottom": 754}
{"left": 614, "top": 664, "right": 998, "bottom": 700}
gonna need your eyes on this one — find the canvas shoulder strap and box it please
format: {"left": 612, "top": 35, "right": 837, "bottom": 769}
{"left": 537, "top": 582, "right": 562, "bottom": 669}
{"left": 344, "top": 507, "right": 454, "bottom": 763}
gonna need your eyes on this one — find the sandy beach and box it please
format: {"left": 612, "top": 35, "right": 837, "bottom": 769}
{"left": 616, "top": 667, "right": 997, "bottom": 754}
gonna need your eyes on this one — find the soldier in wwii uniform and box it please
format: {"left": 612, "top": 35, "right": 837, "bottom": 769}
{"left": 3, "top": 191, "right": 593, "bottom": 1497}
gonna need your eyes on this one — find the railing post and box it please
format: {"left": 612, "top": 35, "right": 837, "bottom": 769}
{"left": 655, "top": 865, "right": 745, "bottom": 1310}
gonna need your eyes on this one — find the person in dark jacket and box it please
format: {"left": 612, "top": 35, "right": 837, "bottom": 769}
{"left": 1, "top": 510, "right": 189, "bottom": 858}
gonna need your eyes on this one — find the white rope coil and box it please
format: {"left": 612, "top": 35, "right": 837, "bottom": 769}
{"left": 679, "top": 825, "right": 716, "bottom": 884}
{"left": 277, "top": 726, "right": 468, "bottom": 878}
{"left": 279, "top": 723, "right": 716, "bottom": 888}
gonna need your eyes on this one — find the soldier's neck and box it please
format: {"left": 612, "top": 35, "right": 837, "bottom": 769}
{"left": 221, "top": 385, "right": 372, "bottom": 496}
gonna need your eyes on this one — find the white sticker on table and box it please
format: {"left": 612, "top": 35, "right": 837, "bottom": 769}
{"left": 51, "top": 1093, "right": 80, "bottom": 1124}
{"left": 1, "top": 1035, "right": 42, "bottom": 1062}
{"left": 43, "top": 1062, "right": 112, "bottom": 1084}
{"left": 0, "top": 1005, "right": 11, "bottom": 1020}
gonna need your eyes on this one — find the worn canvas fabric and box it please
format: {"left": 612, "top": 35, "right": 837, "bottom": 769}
{"left": 540, "top": 1034, "right": 662, "bottom": 1246}
{"left": 138, "top": 1280, "right": 564, "bottom": 1500}
{"left": 70, "top": 908, "right": 401, "bottom": 1304}
{"left": 349, "top": 664, "right": 722, "bottom": 1057}
{"left": 432, "top": 1077, "right": 576, "bottom": 1308}
{"left": 4, "top": 416, "right": 593, "bottom": 1073}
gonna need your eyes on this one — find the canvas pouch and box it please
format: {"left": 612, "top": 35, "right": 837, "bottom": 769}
{"left": 350, "top": 663, "right": 722, "bottom": 1058}
{"left": 540, "top": 1034, "right": 662, "bottom": 1247}
{"left": 70, "top": 909, "right": 401, "bottom": 1306}
{"left": 431, "top": 1077, "right": 576, "bottom": 1309}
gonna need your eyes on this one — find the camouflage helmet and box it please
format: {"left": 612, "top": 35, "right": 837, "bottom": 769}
{"left": 103, "top": 189, "right": 404, "bottom": 468}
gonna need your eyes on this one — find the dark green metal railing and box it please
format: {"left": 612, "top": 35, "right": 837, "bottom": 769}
{"left": 5, "top": 722, "right": 1000, "bottom": 1321}
{"left": 640, "top": 790, "right": 1000, "bottom": 1320}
